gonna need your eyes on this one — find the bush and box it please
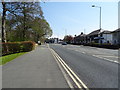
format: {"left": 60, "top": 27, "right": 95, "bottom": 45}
{"left": 83, "top": 42, "right": 119, "bottom": 49}
{"left": 2, "top": 41, "right": 36, "bottom": 56}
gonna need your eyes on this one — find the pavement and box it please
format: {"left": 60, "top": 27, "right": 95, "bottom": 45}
{"left": 2, "top": 45, "right": 69, "bottom": 88}
{"left": 50, "top": 44, "right": 119, "bottom": 88}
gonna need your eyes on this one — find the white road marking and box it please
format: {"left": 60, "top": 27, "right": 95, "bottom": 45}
{"left": 50, "top": 48, "right": 89, "bottom": 90}
{"left": 48, "top": 44, "right": 74, "bottom": 89}
{"left": 82, "top": 52, "right": 86, "bottom": 54}
{"left": 56, "top": 54, "right": 82, "bottom": 89}
{"left": 52, "top": 44, "right": 119, "bottom": 64}
{"left": 93, "top": 55, "right": 118, "bottom": 58}
{"left": 50, "top": 50, "right": 74, "bottom": 89}
{"left": 92, "top": 55, "right": 119, "bottom": 64}
{"left": 75, "top": 50, "right": 86, "bottom": 54}
{"left": 50, "top": 49, "right": 82, "bottom": 89}
{"left": 114, "top": 61, "right": 119, "bottom": 63}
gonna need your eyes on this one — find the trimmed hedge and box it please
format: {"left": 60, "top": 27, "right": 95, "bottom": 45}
{"left": 72, "top": 42, "right": 120, "bottom": 49}
{"left": 2, "top": 41, "right": 36, "bottom": 56}
{"left": 83, "top": 43, "right": 120, "bottom": 49}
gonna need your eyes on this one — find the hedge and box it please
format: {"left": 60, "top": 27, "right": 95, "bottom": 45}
{"left": 1, "top": 41, "right": 36, "bottom": 56}
{"left": 83, "top": 43, "right": 120, "bottom": 49}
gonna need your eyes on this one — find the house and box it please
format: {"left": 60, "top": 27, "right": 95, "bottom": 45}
{"left": 73, "top": 28, "right": 120, "bottom": 46}
{"left": 86, "top": 29, "right": 113, "bottom": 44}
{"left": 73, "top": 32, "right": 86, "bottom": 44}
{"left": 86, "top": 29, "right": 101, "bottom": 43}
{"left": 112, "top": 28, "right": 120, "bottom": 45}
{"left": 100, "top": 30, "right": 113, "bottom": 44}
{"left": 73, "top": 35, "right": 80, "bottom": 44}
{"left": 54, "top": 38, "right": 59, "bottom": 43}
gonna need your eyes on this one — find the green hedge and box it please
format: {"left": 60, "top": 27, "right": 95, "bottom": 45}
{"left": 84, "top": 43, "right": 119, "bottom": 49}
{"left": 2, "top": 41, "right": 36, "bottom": 56}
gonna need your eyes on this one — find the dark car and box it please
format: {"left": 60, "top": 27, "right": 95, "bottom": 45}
{"left": 62, "top": 42, "right": 67, "bottom": 45}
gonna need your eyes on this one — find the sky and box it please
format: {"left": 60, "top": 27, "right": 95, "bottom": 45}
{"left": 41, "top": 2, "right": 118, "bottom": 39}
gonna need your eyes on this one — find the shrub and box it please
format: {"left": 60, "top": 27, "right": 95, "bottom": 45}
{"left": 1, "top": 41, "right": 36, "bottom": 56}
{"left": 20, "top": 41, "right": 36, "bottom": 52}
{"left": 83, "top": 42, "right": 119, "bottom": 49}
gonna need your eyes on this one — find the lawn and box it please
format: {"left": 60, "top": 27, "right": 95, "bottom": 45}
{"left": 0, "top": 52, "right": 26, "bottom": 65}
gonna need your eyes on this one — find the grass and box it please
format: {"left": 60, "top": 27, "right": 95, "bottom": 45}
{"left": 0, "top": 52, "right": 26, "bottom": 65}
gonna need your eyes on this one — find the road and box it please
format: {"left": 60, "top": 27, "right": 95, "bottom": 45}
{"left": 49, "top": 44, "right": 119, "bottom": 88}
{"left": 2, "top": 44, "right": 119, "bottom": 89}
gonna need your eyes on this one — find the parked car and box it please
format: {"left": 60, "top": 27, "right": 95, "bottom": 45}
{"left": 62, "top": 42, "right": 67, "bottom": 45}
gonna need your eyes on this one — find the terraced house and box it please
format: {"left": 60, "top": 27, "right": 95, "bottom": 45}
{"left": 73, "top": 28, "right": 120, "bottom": 46}
{"left": 112, "top": 28, "right": 120, "bottom": 45}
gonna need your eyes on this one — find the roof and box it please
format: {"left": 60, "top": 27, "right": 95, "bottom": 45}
{"left": 74, "top": 34, "right": 86, "bottom": 38}
{"left": 100, "top": 30, "right": 112, "bottom": 34}
{"left": 87, "top": 29, "right": 101, "bottom": 36}
{"left": 112, "top": 28, "right": 120, "bottom": 33}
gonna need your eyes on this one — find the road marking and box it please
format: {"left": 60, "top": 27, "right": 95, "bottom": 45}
{"left": 49, "top": 47, "right": 89, "bottom": 90}
{"left": 53, "top": 50, "right": 88, "bottom": 89}
{"left": 56, "top": 54, "right": 82, "bottom": 89}
{"left": 92, "top": 55, "right": 118, "bottom": 58}
{"left": 67, "top": 48, "right": 86, "bottom": 54}
{"left": 48, "top": 44, "right": 74, "bottom": 89}
{"left": 50, "top": 49, "right": 81, "bottom": 89}
{"left": 82, "top": 52, "right": 86, "bottom": 54}
{"left": 75, "top": 50, "right": 86, "bottom": 54}
{"left": 114, "top": 61, "right": 118, "bottom": 63}
{"left": 92, "top": 55, "right": 119, "bottom": 64}
{"left": 50, "top": 49, "right": 74, "bottom": 89}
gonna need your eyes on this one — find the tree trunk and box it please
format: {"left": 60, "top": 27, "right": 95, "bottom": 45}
{"left": 23, "top": 3, "right": 26, "bottom": 41}
{"left": 2, "top": 2, "right": 7, "bottom": 43}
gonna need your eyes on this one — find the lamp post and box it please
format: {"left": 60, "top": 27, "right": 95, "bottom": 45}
{"left": 92, "top": 5, "right": 102, "bottom": 30}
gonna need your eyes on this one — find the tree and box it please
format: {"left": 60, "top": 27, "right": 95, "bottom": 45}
{"left": 6, "top": 2, "right": 43, "bottom": 41}
{"left": 3, "top": 2, "right": 52, "bottom": 42}
{"left": 2, "top": 1, "right": 7, "bottom": 42}
{"left": 63, "top": 35, "right": 73, "bottom": 44}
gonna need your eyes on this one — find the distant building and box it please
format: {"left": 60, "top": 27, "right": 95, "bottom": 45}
{"left": 73, "top": 28, "right": 120, "bottom": 46}
{"left": 100, "top": 30, "right": 113, "bottom": 44}
{"left": 112, "top": 28, "right": 120, "bottom": 45}
{"left": 86, "top": 29, "right": 101, "bottom": 43}
{"left": 73, "top": 32, "right": 86, "bottom": 44}
{"left": 45, "top": 38, "right": 59, "bottom": 43}
{"left": 54, "top": 38, "right": 59, "bottom": 43}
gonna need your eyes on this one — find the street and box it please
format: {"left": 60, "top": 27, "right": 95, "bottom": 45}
{"left": 1, "top": 2, "right": 119, "bottom": 90}
{"left": 2, "top": 44, "right": 119, "bottom": 89}
{"left": 49, "top": 44, "right": 119, "bottom": 88}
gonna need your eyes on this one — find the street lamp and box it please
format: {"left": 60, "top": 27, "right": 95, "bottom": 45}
{"left": 92, "top": 5, "right": 102, "bottom": 30}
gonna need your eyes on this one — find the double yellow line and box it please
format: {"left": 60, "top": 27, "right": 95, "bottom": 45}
{"left": 48, "top": 45, "right": 89, "bottom": 90}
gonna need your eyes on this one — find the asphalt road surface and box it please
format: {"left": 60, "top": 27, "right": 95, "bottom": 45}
{"left": 49, "top": 44, "right": 119, "bottom": 88}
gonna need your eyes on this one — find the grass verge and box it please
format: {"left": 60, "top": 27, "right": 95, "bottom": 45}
{"left": 0, "top": 52, "right": 26, "bottom": 65}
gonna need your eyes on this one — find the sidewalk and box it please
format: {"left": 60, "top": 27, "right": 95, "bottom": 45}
{"left": 2, "top": 45, "right": 69, "bottom": 88}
